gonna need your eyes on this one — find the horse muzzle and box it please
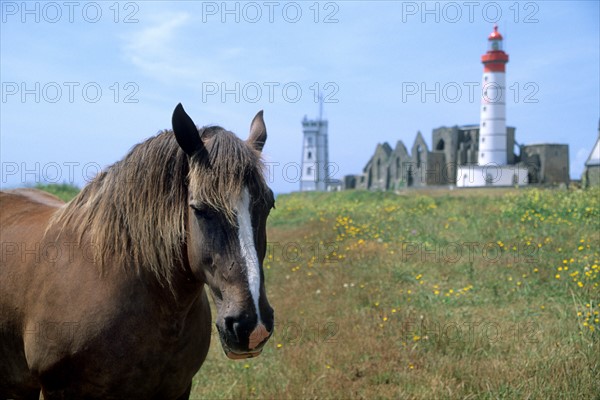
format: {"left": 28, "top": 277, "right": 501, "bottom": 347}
{"left": 217, "top": 320, "right": 273, "bottom": 360}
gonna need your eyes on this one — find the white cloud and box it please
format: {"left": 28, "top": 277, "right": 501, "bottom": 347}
{"left": 120, "top": 12, "right": 256, "bottom": 87}
{"left": 122, "top": 12, "right": 193, "bottom": 80}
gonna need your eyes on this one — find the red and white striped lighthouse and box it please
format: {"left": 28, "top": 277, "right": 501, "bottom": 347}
{"left": 457, "top": 25, "right": 528, "bottom": 187}
{"left": 478, "top": 25, "right": 509, "bottom": 166}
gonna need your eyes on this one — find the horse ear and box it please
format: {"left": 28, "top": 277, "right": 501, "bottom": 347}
{"left": 247, "top": 110, "right": 267, "bottom": 152}
{"left": 172, "top": 103, "right": 204, "bottom": 157}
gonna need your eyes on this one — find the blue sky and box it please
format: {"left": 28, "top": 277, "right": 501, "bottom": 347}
{"left": 1, "top": 1, "right": 598, "bottom": 193}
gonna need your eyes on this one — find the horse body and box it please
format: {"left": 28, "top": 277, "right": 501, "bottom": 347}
{"left": 0, "top": 105, "right": 274, "bottom": 399}
{"left": 1, "top": 190, "right": 211, "bottom": 400}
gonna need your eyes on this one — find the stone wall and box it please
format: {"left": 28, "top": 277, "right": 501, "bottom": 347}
{"left": 522, "top": 144, "right": 569, "bottom": 185}
{"left": 350, "top": 125, "right": 569, "bottom": 190}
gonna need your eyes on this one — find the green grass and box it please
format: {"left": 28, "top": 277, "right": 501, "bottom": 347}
{"left": 34, "top": 183, "right": 80, "bottom": 202}
{"left": 192, "top": 187, "right": 599, "bottom": 399}
{"left": 36, "top": 184, "right": 600, "bottom": 398}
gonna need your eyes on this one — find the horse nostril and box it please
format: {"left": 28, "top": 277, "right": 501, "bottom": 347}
{"left": 232, "top": 322, "right": 241, "bottom": 340}
{"left": 224, "top": 317, "right": 253, "bottom": 340}
{"left": 225, "top": 317, "right": 237, "bottom": 339}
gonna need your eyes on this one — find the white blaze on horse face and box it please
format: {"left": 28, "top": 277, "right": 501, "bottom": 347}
{"left": 236, "top": 187, "right": 262, "bottom": 322}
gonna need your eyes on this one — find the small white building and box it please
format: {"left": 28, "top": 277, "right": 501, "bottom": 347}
{"left": 582, "top": 124, "right": 600, "bottom": 187}
{"left": 456, "top": 164, "right": 528, "bottom": 187}
{"left": 300, "top": 115, "right": 329, "bottom": 191}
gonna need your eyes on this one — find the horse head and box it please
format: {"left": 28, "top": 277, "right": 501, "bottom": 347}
{"left": 172, "top": 104, "right": 274, "bottom": 359}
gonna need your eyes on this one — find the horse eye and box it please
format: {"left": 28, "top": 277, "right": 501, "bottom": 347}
{"left": 191, "top": 205, "right": 214, "bottom": 219}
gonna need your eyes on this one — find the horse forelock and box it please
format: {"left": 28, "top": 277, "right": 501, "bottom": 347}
{"left": 188, "top": 127, "right": 269, "bottom": 224}
{"left": 48, "top": 126, "right": 268, "bottom": 290}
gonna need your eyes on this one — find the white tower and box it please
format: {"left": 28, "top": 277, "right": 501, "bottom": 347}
{"left": 478, "top": 25, "right": 509, "bottom": 166}
{"left": 456, "top": 25, "right": 528, "bottom": 187}
{"left": 300, "top": 105, "right": 329, "bottom": 191}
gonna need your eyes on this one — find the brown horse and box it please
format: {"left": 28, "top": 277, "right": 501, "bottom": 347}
{"left": 0, "top": 104, "right": 275, "bottom": 399}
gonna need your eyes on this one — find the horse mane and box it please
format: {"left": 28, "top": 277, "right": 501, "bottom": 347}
{"left": 48, "top": 127, "right": 267, "bottom": 289}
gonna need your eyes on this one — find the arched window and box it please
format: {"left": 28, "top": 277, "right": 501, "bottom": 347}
{"left": 416, "top": 145, "right": 423, "bottom": 168}
{"left": 436, "top": 139, "right": 445, "bottom": 151}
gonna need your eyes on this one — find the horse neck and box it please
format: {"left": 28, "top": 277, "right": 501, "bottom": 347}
{"left": 144, "top": 253, "right": 206, "bottom": 310}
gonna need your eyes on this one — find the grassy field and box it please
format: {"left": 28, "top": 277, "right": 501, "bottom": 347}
{"left": 37, "top": 184, "right": 599, "bottom": 398}
{"left": 33, "top": 183, "right": 81, "bottom": 202}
